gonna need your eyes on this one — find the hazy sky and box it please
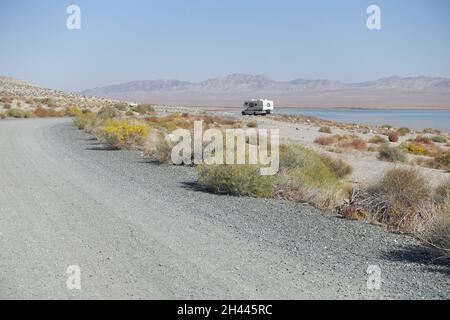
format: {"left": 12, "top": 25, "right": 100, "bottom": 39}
{"left": 1, "top": 0, "right": 449, "bottom": 91}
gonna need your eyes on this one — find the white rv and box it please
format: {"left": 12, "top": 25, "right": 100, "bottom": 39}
{"left": 241, "top": 99, "right": 274, "bottom": 116}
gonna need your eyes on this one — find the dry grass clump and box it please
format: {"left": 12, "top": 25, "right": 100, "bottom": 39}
{"left": 94, "top": 119, "right": 148, "bottom": 150}
{"left": 337, "top": 136, "right": 367, "bottom": 150}
{"left": 97, "top": 106, "right": 120, "bottom": 120}
{"left": 397, "top": 127, "right": 410, "bottom": 136}
{"left": 431, "top": 135, "right": 447, "bottom": 143}
{"left": 33, "top": 107, "right": 65, "bottom": 118}
{"left": 318, "top": 155, "right": 353, "bottom": 179}
{"left": 318, "top": 126, "right": 332, "bottom": 134}
{"left": 377, "top": 145, "right": 406, "bottom": 162}
{"left": 339, "top": 170, "right": 450, "bottom": 256}
{"left": 314, "top": 134, "right": 367, "bottom": 151}
{"left": 6, "top": 108, "right": 32, "bottom": 118}
{"left": 339, "top": 168, "right": 431, "bottom": 230}
{"left": 73, "top": 112, "right": 98, "bottom": 131}
{"left": 426, "top": 151, "right": 450, "bottom": 172}
{"left": 247, "top": 121, "right": 258, "bottom": 128}
{"left": 143, "top": 131, "right": 174, "bottom": 163}
{"left": 314, "top": 136, "right": 335, "bottom": 146}
{"left": 369, "top": 135, "right": 388, "bottom": 144}
{"left": 415, "top": 135, "right": 433, "bottom": 144}
{"left": 0, "top": 112, "right": 6, "bottom": 119}
{"left": 133, "top": 104, "right": 155, "bottom": 115}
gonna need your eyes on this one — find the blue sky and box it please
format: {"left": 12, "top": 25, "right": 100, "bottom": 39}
{"left": 0, "top": 0, "right": 449, "bottom": 91}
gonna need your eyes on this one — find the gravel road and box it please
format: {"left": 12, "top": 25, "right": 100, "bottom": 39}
{"left": 0, "top": 118, "right": 448, "bottom": 299}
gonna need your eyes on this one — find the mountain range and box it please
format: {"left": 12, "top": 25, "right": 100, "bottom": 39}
{"left": 55, "top": 73, "right": 450, "bottom": 108}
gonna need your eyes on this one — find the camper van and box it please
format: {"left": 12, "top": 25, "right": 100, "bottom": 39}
{"left": 241, "top": 99, "right": 274, "bottom": 116}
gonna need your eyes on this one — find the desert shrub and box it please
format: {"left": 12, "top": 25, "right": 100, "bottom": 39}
{"left": 197, "top": 164, "right": 274, "bottom": 198}
{"left": 427, "top": 151, "right": 450, "bottom": 172}
{"left": 314, "top": 136, "right": 335, "bottom": 146}
{"left": 369, "top": 135, "right": 387, "bottom": 144}
{"left": 154, "top": 134, "right": 172, "bottom": 163}
{"left": 318, "top": 126, "right": 332, "bottom": 134}
{"left": 0, "top": 112, "right": 5, "bottom": 119}
{"left": 423, "top": 128, "right": 434, "bottom": 134}
{"left": 388, "top": 131, "right": 399, "bottom": 142}
{"left": 349, "top": 168, "right": 431, "bottom": 229}
{"left": 397, "top": 127, "right": 410, "bottom": 136}
{"left": 275, "top": 145, "right": 348, "bottom": 209}
{"left": 338, "top": 137, "right": 367, "bottom": 150}
{"left": 247, "top": 121, "right": 258, "bottom": 128}
{"left": 125, "top": 110, "right": 135, "bottom": 116}
{"left": 319, "top": 155, "right": 353, "bottom": 179}
{"left": 95, "top": 120, "right": 148, "bottom": 149}
{"left": 33, "top": 107, "right": 65, "bottom": 118}
{"left": 377, "top": 145, "right": 406, "bottom": 162}
{"left": 407, "top": 143, "right": 427, "bottom": 155}
{"left": 434, "top": 179, "right": 450, "bottom": 206}
{"left": 73, "top": 113, "right": 97, "bottom": 131}
{"left": 133, "top": 104, "right": 155, "bottom": 115}
{"left": 425, "top": 211, "right": 450, "bottom": 256}
{"left": 97, "top": 106, "right": 119, "bottom": 120}
{"left": 196, "top": 144, "right": 348, "bottom": 209}
{"left": 380, "top": 124, "right": 392, "bottom": 129}
{"left": 431, "top": 135, "right": 447, "bottom": 143}
{"left": 65, "top": 106, "right": 82, "bottom": 117}
{"left": 415, "top": 135, "right": 432, "bottom": 144}
{"left": 7, "top": 108, "right": 32, "bottom": 118}
{"left": 113, "top": 102, "right": 129, "bottom": 111}
{"left": 425, "top": 179, "right": 450, "bottom": 255}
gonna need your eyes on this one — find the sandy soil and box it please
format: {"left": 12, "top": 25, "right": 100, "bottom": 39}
{"left": 252, "top": 117, "right": 450, "bottom": 187}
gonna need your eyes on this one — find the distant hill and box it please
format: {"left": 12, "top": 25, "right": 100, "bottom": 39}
{"left": 0, "top": 76, "right": 118, "bottom": 111}
{"left": 80, "top": 73, "right": 450, "bottom": 108}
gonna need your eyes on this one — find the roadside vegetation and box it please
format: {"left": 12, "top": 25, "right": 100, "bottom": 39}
{"left": 70, "top": 109, "right": 449, "bottom": 257}
{"left": 339, "top": 169, "right": 450, "bottom": 256}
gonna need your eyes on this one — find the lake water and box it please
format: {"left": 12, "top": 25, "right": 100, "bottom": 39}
{"left": 274, "top": 108, "right": 450, "bottom": 133}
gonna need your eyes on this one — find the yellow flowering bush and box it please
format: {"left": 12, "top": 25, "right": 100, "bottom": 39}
{"left": 95, "top": 120, "right": 149, "bottom": 149}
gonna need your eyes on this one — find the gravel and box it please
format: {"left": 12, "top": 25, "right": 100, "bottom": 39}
{"left": 0, "top": 118, "right": 448, "bottom": 299}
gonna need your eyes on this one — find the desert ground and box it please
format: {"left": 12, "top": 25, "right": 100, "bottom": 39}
{"left": 0, "top": 118, "right": 448, "bottom": 299}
